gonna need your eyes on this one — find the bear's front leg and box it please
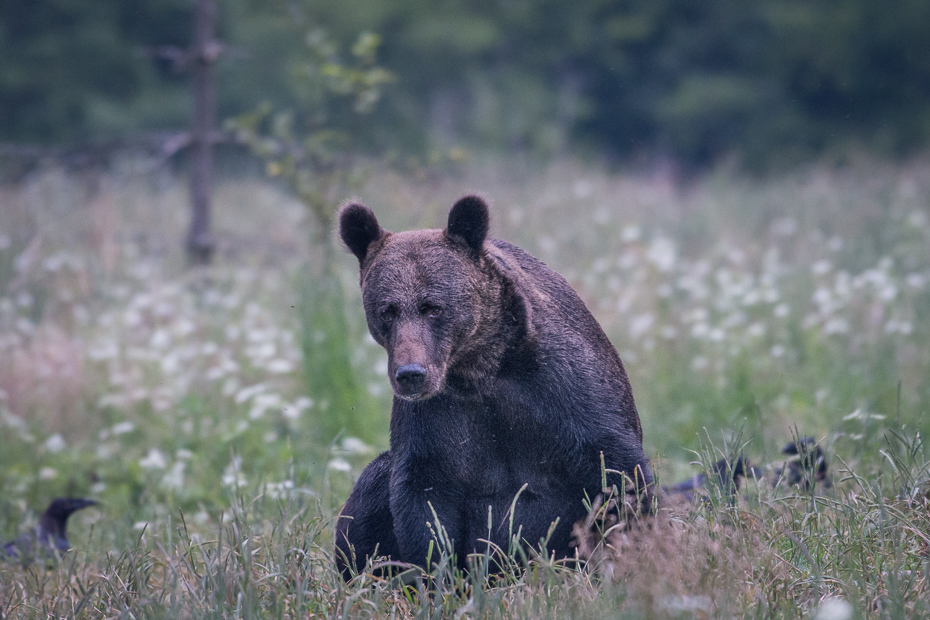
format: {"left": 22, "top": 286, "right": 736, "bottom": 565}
{"left": 335, "top": 451, "right": 399, "bottom": 580}
{"left": 390, "top": 475, "right": 467, "bottom": 570}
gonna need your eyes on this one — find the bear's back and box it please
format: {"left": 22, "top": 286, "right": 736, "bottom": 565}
{"left": 487, "top": 238, "right": 621, "bottom": 357}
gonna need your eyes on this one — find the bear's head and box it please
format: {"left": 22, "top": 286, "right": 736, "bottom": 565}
{"left": 339, "top": 196, "right": 508, "bottom": 401}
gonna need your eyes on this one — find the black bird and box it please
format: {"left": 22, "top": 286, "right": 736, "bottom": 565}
{"left": 776, "top": 437, "right": 831, "bottom": 488}
{"left": 2, "top": 497, "right": 97, "bottom": 561}
{"left": 663, "top": 456, "right": 762, "bottom": 502}
{"left": 663, "top": 436, "right": 831, "bottom": 502}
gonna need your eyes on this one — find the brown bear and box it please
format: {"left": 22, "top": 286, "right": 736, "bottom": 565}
{"left": 335, "top": 195, "right": 652, "bottom": 579}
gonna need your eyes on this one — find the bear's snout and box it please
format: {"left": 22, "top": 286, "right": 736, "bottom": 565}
{"left": 394, "top": 363, "right": 428, "bottom": 396}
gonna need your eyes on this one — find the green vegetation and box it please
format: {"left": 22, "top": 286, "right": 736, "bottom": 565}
{"left": 2, "top": 0, "right": 929, "bottom": 167}
{"left": 1, "top": 157, "right": 929, "bottom": 616}
{"left": 2, "top": 2, "right": 928, "bottom": 615}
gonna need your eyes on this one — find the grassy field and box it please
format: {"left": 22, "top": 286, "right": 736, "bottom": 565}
{"left": 0, "top": 155, "right": 929, "bottom": 618}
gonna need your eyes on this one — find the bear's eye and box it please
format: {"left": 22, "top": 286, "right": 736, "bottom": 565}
{"left": 420, "top": 303, "right": 443, "bottom": 319}
{"left": 379, "top": 307, "right": 397, "bottom": 323}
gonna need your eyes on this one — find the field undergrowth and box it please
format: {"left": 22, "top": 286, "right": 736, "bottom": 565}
{"left": 0, "top": 155, "right": 929, "bottom": 618}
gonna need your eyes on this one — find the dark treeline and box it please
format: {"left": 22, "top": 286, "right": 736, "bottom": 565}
{"left": 2, "top": 0, "right": 929, "bottom": 168}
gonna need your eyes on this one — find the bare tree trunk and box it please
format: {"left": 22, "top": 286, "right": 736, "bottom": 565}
{"left": 187, "top": 0, "right": 217, "bottom": 264}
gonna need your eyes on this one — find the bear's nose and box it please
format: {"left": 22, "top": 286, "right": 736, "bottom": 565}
{"left": 395, "top": 363, "right": 427, "bottom": 392}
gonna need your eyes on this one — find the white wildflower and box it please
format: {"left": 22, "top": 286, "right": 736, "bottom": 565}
{"left": 906, "top": 273, "right": 926, "bottom": 289}
{"left": 235, "top": 383, "right": 268, "bottom": 404}
{"left": 885, "top": 319, "right": 914, "bottom": 335}
{"left": 691, "top": 323, "right": 710, "bottom": 339}
{"left": 762, "top": 287, "right": 779, "bottom": 303}
{"left": 15, "top": 318, "right": 33, "bottom": 335}
{"left": 742, "top": 289, "right": 760, "bottom": 306}
{"left": 342, "top": 437, "right": 372, "bottom": 455}
{"left": 88, "top": 341, "right": 120, "bottom": 361}
{"left": 367, "top": 382, "right": 387, "bottom": 397}
{"left": 139, "top": 448, "right": 168, "bottom": 470}
{"left": 843, "top": 409, "right": 885, "bottom": 421}
{"left": 878, "top": 283, "right": 897, "bottom": 302}
{"left": 815, "top": 597, "right": 852, "bottom": 620}
{"left": 249, "top": 392, "right": 282, "bottom": 420}
{"left": 222, "top": 456, "right": 247, "bottom": 487}
{"left": 160, "top": 353, "right": 179, "bottom": 375}
{"left": 327, "top": 458, "right": 352, "bottom": 472}
{"left": 657, "top": 595, "right": 713, "bottom": 614}
{"left": 907, "top": 209, "right": 927, "bottom": 227}
{"left": 685, "top": 307, "right": 709, "bottom": 324}
{"left": 265, "top": 358, "right": 294, "bottom": 374}
{"left": 112, "top": 421, "right": 135, "bottom": 435}
{"left": 39, "top": 467, "right": 58, "bottom": 480}
{"left": 153, "top": 301, "right": 174, "bottom": 318}
{"left": 162, "top": 461, "right": 186, "bottom": 490}
{"left": 283, "top": 396, "right": 313, "bottom": 420}
{"left": 45, "top": 434, "right": 66, "bottom": 453}
{"left": 265, "top": 480, "right": 295, "bottom": 500}
{"left": 149, "top": 329, "right": 171, "bottom": 350}
{"left": 813, "top": 287, "right": 832, "bottom": 309}
{"left": 573, "top": 179, "right": 593, "bottom": 199}
{"left": 247, "top": 342, "right": 276, "bottom": 360}
{"left": 629, "top": 313, "right": 654, "bottom": 340}
{"left": 812, "top": 260, "right": 832, "bottom": 275}
{"left": 647, "top": 237, "right": 676, "bottom": 273}
{"left": 173, "top": 318, "right": 195, "bottom": 337}
{"left": 222, "top": 378, "right": 239, "bottom": 397}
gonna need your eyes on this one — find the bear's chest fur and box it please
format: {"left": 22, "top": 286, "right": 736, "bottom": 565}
{"left": 389, "top": 390, "right": 566, "bottom": 500}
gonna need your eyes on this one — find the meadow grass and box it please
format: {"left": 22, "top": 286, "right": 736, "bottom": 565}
{"left": 0, "top": 154, "right": 928, "bottom": 618}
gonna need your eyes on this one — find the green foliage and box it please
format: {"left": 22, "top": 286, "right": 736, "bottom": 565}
{"left": 3, "top": 0, "right": 929, "bottom": 167}
{"left": 2, "top": 157, "right": 930, "bottom": 617}
{"left": 297, "top": 271, "right": 386, "bottom": 445}
{"left": 227, "top": 25, "right": 391, "bottom": 446}
{"left": 0, "top": 0, "right": 191, "bottom": 142}
{"left": 227, "top": 29, "right": 392, "bottom": 243}
{"left": 2, "top": 430, "right": 929, "bottom": 617}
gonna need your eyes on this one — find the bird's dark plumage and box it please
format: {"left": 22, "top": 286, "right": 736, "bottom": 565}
{"left": 663, "top": 456, "right": 759, "bottom": 502}
{"left": 662, "top": 436, "right": 830, "bottom": 502}
{"left": 2, "top": 497, "right": 97, "bottom": 561}
{"left": 777, "top": 438, "right": 831, "bottom": 488}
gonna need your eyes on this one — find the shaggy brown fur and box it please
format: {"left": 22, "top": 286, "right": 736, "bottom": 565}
{"left": 335, "top": 196, "right": 652, "bottom": 579}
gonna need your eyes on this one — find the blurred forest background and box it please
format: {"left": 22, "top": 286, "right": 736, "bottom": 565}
{"left": 2, "top": 2, "right": 930, "bottom": 615}
{"left": 3, "top": 0, "right": 930, "bottom": 168}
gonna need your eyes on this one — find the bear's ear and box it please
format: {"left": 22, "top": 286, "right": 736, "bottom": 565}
{"left": 446, "top": 195, "right": 489, "bottom": 253}
{"left": 339, "top": 202, "right": 385, "bottom": 263}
